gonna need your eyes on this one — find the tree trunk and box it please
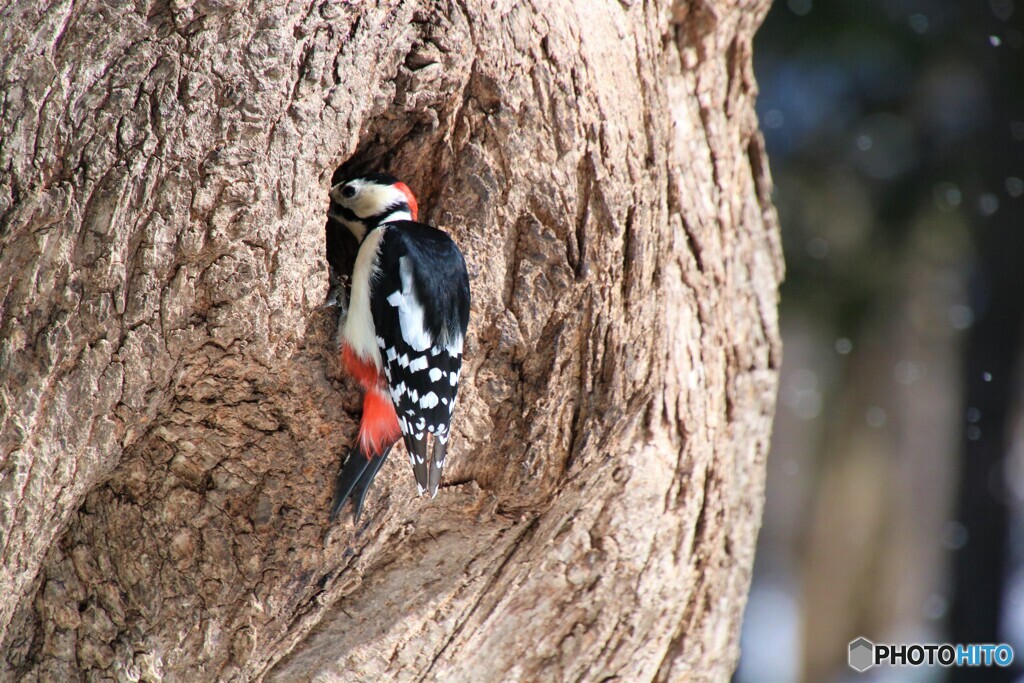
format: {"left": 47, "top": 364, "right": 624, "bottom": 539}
{"left": 0, "top": 0, "right": 780, "bottom": 680}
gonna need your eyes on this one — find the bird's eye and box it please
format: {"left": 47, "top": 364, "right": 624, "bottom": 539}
{"left": 341, "top": 185, "right": 356, "bottom": 198}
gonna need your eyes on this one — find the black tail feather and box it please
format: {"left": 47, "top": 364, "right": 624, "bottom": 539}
{"left": 330, "top": 448, "right": 370, "bottom": 521}
{"left": 351, "top": 446, "right": 390, "bottom": 522}
{"left": 428, "top": 436, "right": 447, "bottom": 498}
{"left": 405, "top": 433, "right": 431, "bottom": 496}
{"left": 330, "top": 445, "right": 391, "bottom": 521}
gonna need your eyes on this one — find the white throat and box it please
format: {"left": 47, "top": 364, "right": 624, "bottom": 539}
{"left": 341, "top": 216, "right": 367, "bottom": 242}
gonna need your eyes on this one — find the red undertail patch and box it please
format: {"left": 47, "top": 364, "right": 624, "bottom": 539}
{"left": 342, "top": 343, "right": 381, "bottom": 392}
{"left": 360, "top": 388, "right": 401, "bottom": 457}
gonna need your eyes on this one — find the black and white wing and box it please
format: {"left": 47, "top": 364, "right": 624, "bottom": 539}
{"left": 370, "top": 221, "right": 471, "bottom": 497}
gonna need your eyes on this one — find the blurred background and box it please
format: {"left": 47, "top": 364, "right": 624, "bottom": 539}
{"left": 736, "top": 1, "right": 1024, "bottom": 681}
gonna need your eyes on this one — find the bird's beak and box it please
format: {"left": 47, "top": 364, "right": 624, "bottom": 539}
{"left": 328, "top": 183, "right": 345, "bottom": 205}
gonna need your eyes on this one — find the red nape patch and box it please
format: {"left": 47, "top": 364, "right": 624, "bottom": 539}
{"left": 342, "top": 344, "right": 382, "bottom": 392}
{"left": 394, "top": 182, "right": 419, "bottom": 221}
{"left": 360, "top": 388, "right": 401, "bottom": 457}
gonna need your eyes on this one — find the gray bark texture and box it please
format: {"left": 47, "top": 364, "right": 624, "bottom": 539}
{"left": 0, "top": 0, "right": 781, "bottom": 680}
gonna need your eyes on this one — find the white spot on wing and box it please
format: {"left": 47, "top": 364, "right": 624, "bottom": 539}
{"left": 388, "top": 257, "right": 433, "bottom": 352}
{"left": 429, "top": 368, "right": 443, "bottom": 382}
{"left": 420, "top": 392, "right": 439, "bottom": 409}
{"left": 408, "top": 356, "right": 428, "bottom": 372}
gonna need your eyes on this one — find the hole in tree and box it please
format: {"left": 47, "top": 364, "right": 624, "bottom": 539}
{"left": 324, "top": 125, "right": 445, "bottom": 304}
{"left": 324, "top": 140, "right": 404, "bottom": 303}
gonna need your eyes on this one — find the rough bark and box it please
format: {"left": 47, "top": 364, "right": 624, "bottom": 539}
{"left": 0, "top": 0, "right": 780, "bottom": 680}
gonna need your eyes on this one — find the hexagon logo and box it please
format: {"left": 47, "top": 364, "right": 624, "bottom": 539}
{"left": 849, "top": 637, "right": 875, "bottom": 672}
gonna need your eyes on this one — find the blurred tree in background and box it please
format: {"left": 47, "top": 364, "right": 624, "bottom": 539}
{"left": 738, "top": 1, "right": 1024, "bottom": 681}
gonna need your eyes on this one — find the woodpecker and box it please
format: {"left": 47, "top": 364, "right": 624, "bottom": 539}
{"left": 327, "top": 173, "right": 471, "bottom": 520}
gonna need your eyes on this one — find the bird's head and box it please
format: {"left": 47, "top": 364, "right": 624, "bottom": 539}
{"left": 329, "top": 173, "right": 419, "bottom": 241}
